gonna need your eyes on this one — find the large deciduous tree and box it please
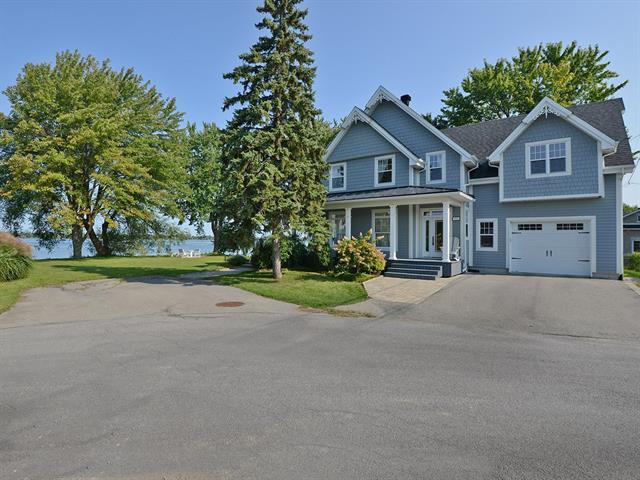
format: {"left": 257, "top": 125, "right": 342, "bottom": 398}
{"left": 181, "top": 122, "right": 226, "bottom": 252}
{"left": 0, "top": 50, "right": 185, "bottom": 257}
{"left": 222, "top": 0, "right": 328, "bottom": 279}
{"left": 427, "top": 42, "right": 628, "bottom": 128}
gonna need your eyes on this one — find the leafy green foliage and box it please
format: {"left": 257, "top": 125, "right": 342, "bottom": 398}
{"left": 221, "top": 0, "right": 329, "bottom": 278}
{"left": 628, "top": 253, "right": 640, "bottom": 272}
{"left": 250, "top": 234, "right": 333, "bottom": 271}
{"left": 335, "top": 231, "right": 386, "bottom": 275}
{"left": 227, "top": 255, "right": 248, "bottom": 267}
{"left": 0, "top": 50, "right": 186, "bottom": 256}
{"left": 0, "top": 233, "right": 33, "bottom": 281}
{"left": 623, "top": 203, "right": 639, "bottom": 215}
{"left": 180, "top": 122, "right": 229, "bottom": 252}
{"left": 426, "top": 42, "right": 628, "bottom": 128}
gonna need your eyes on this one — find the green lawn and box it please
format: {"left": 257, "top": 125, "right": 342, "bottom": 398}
{"left": 0, "top": 255, "right": 228, "bottom": 314}
{"left": 625, "top": 269, "right": 640, "bottom": 278}
{"left": 214, "top": 269, "right": 369, "bottom": 309}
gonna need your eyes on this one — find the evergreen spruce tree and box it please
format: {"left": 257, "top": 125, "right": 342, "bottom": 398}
{"left": 222, "top": 0, "right": 328, "bottom": 279}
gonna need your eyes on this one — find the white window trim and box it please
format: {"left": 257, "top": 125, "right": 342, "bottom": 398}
{"left": 328, "top": 211, "right": 346, "bottom": 246}
{"left": 632, "top": 238, "right": 640, "bottom": 253}
{"left": 425, "top": 150, "right": 446, "bottom": 184}
{"left": 374, "top": 154, "right": 395, "bottom": 187}
{"left": 329, "top": 162, "right": 347, "bottom": 192}
{"left": 525, "top": 137, "right": 572, "bottom": 179}
{"left": 476, "top": 218, "right": 498, "bottom": 252}
{"left": 371, "top": 208, "right": 390, "bottom": 251}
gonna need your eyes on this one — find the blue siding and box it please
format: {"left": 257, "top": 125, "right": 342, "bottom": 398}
{"left": 340, "top": 154, "right": 409, "bottom": 191}
{"left": 502, "top": 115, "right": 600, "bottom": 199}
{"left": 472, "top": 175, "right": 618, "bottom": 274}
{"left": 327, "top": 122, "right": 397, "bottom": 163}
{"left": 370, "top": 100, "right": 462, "bottom": 189}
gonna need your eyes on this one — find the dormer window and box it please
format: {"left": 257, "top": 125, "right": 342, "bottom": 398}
{"left": 329, "top": 162, "right": 346, "bottom": 191}
{"left": 374, "top": 155, "right": 395, "bottom": 186}
{"left": 525, "top": 138, "right": 571, "bottom": 178}
{"left": 426, "top": 151, "right": 446, "bottom": 184}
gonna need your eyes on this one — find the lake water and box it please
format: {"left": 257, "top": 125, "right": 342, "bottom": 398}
{"left": 22, "top": 238, "right": 215, "bottom": 260}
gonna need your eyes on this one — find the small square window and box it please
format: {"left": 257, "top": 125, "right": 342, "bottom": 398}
{"left": 530, "top": 159, "right": 546, "bottom": 175}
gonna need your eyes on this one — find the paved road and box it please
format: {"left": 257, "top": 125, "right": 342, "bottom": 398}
{"left": 1, "top": 275, "right": 639, "bottom": 479}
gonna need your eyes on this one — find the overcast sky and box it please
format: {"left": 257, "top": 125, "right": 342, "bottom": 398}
{"left": 1, "top": 0, "right": 638, "bottom": 205}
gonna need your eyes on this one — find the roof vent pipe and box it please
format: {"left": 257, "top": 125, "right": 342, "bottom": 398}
{"left": 400, "top": 94, "right": 411, "bottom": 106}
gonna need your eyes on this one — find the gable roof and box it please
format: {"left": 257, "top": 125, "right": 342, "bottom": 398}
{"left": 624, "top": 209, "right": 640, "bottom": 221}
{"left": 442, "top": 98, "right": 635, "bottom": 178}
{"left": 324, "top": 107, "right": 423, "bottom": 166}
{"left": 364, "top": 86, "right": 478, "bottom": 167}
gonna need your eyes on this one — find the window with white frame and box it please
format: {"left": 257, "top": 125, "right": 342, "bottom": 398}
{"left": 328, "top": 211, "right": 346, "bottom": 246}
{"left": 374, "top": 155, "right": 394, "bottom": 186}
{"left": 633, "top": 239, "right": 640, "bottom": 253}
{"left": 426, "top": 151, "right": 446, "bottom": 183}
{"left": 372, "top": 209, "right": 390, "bottom": 250}
{"left": 525, "top": 138, "right": 571, "bottom": 178}
{"left": 329, "top": 163, "right": 346, "bottom": 191}
{"left": 476, "top": 218, "right": 497, "bottom": 251}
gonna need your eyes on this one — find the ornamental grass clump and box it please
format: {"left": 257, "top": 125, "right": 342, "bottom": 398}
{"left": 0, "top": 232, "right": 33, "bottom": 281}
{"left": 335, "top": 230, "right": 386, "bottom": 275}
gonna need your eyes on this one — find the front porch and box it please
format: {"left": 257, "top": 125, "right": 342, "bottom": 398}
{"left": 326, "top": 187, "right": 474, "bottom": 278}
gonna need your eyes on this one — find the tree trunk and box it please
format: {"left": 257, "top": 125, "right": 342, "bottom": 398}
{"left": 101, "top": 220, "right": 111, "bottom": 256}
{"left": 272, "top": 235, "right": 282, "bottom": 280}
{"left": 71, "top": 225, "right": 85, "bottom": 259}
{"left": 84, "top": 220, "right": 110, "bottom": 256}
{"left": 209, "top": 212, "right": 220, "bottom": 254}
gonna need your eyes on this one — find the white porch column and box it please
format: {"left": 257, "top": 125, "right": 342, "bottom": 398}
{"left": 460, "top": 202, "right": 466, "bottom": 265}
{"left": 389, "top": 205, "right": 398, "bottom": 260}
{"left": 345, "top": 207, "right": 352, "bottom": 239}
{"left": 442, "top": 201, "right": 451, "bottom": 262}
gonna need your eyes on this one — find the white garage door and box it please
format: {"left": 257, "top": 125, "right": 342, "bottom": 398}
{"left": 509, "top": 220, "right": 592, "bottom": 276}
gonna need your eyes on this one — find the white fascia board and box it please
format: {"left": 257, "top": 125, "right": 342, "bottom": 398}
{"left": 467, "top": 177, "right": 499, "bottom": 186}
{"left": 488, "top": 97, "right": 618, "bottom": 163}
{"left": 323, "top": 107, "right": 424, "bottom": 167}
{"left": 364, "top": 86, "right": 478, "bottom": 167}
{"left": 500, "top": 192, "right": 602, "bottom": 203}
{"left": 326, "top": 191, "right": 475, "bottom": 209}
{"left": 604, "top": 164, "right": 636, "bottom": 175}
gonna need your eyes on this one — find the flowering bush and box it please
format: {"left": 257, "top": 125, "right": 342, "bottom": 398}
{"left": 0, "top": 232, "right": 33, "bottom": 281}
{"left": 335, "top": 230, "right": 386, "bottom": 275}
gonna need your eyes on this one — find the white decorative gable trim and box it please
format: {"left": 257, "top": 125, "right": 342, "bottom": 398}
{"left": 323, "top": 107, "right": 424, "bottom": 167}
{"left": 488, "top": 97, "right": 618, "bottom": 164}
{"left": 364, "top": 85, "right": 478, "bottom": 168}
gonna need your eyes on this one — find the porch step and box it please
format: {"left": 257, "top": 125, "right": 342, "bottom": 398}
{"left": 384, "top": 271, "right": 439, "bottom": 281}
{"left": 384, "top": 259, "right": 443, "bottom": 280}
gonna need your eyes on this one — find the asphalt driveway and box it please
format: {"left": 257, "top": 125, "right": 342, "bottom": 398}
{"left": 1, "top": 274, "right": 639, "bottom": 479}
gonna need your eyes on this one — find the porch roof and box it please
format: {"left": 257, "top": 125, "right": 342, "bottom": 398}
{"left": 326, "top": 186, "right": 474, "bottom": 207}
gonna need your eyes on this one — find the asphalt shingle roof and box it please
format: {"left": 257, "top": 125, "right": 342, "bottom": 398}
{"left": 440, "top": 98, "right": 634, "bottom": 179}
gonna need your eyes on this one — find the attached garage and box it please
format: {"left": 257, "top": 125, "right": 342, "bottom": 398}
{"left": 507, "top": 217, "right": 595, "bottom": 277}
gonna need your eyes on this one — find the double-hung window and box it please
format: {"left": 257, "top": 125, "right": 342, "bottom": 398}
{"left": 633, "top": 240, "right": 640, "bottom": 253}
{"left": 329, "top": 162, "right": 346, "bottom": 191}
{"left": 525, "top": 138, "right": 571, "bottom": 178}
{"left": 372, "top": 209, "right": 390, "bottom": 250}
{"left": 476, "top": 218, "right": 497, "bottom": 251}
{"left": 374, "top": 155, "right": 394, "bottom": 186}
{"left": 426, "top": 151, "right": 446, "bottom": 183}
{"left": 328, "top": 211, "right": 346, "bottom": 246}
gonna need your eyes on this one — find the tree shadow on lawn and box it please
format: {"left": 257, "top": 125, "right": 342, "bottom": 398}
{"left": 217, "top": 269, "right": 365, "bottom": 285}
{"left": 50, "top": 259, "right": 229, "bottom": 286}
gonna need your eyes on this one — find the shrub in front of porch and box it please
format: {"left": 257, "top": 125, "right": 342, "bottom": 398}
{"left": 335, "top": 231, "right": 386, "bottom": 275}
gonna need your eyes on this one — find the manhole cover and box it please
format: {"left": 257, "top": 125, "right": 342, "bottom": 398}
{"left": 216, "top": 301, "right": 245, "bottom": 307}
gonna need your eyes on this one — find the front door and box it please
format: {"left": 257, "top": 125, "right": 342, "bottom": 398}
{"left": 422, "top": 211, "right": 443, "bottom": 258}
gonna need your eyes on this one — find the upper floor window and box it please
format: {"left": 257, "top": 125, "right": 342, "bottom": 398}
{"left": 426, "top": 151, "right": 446, "bottom": 184}
{"left": 374, "top": 155, "right": 395, "bottom": 187}
{"left": 525, "top": 138, "right": 571, "bottom": 179}
{"left": 329, "top": 162, "right": 346, "bottom": 191}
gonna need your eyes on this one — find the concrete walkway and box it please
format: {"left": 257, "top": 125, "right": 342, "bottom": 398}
{"left": 336, "top": 274, "right": 461, "bottom": 317}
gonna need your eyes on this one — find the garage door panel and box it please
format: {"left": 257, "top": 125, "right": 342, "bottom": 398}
{"left": 509, "top": 221, "right": 591, "bottom": 277}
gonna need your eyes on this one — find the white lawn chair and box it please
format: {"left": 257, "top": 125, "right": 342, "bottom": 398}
{"left": 451, "top": 237, "right": 461, "bottom": 261}
{"left": 193, "top": 249, "right": 202, "bottom": 258}
{"left": 177, "top": 248, "right": 187, "bottom": 258}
